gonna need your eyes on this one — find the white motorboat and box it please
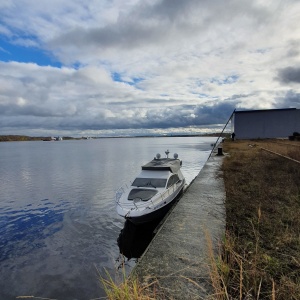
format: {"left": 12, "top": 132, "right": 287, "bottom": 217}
{"left": 115, "top": 151, "right": 186, "bottom": 224}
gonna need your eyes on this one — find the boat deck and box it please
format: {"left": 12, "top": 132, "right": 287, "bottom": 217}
{"left": 142, "top": 158, "right": 181, "bottom": 173}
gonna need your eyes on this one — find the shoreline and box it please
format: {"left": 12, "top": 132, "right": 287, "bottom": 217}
{"left": 0, "top": 133, "right": 229, "bottom": 142}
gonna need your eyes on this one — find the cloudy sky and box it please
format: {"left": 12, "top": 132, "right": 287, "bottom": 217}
{"left": 0, "top": 0, "right": 299, "bottom": 137}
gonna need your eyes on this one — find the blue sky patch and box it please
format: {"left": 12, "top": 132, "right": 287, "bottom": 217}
{"left": 112, "top": 72, "right": 122, "bottom": 82}
{"left": 210, "top": 75, "right": 239, "bottom": 85}
{"left": 112, "top": 72, "right": 144, "bottom": 86}
{"left": 0, "top": 37, "right": 62, "bottom": 67}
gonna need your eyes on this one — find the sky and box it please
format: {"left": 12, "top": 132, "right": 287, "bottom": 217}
{"left": 0, "top": 0, "right": 300, "bottom": 137}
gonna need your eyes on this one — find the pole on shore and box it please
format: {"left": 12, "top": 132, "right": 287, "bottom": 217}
{"left": 208, "top": 108, "right": 236, "bottom": 159}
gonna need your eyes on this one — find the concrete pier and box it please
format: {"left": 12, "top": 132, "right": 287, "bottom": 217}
{"left": 133, "top": 154, "right": 226, "bottom": 299}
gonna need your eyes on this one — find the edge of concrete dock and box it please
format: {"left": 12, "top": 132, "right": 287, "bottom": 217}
{"left": 133, "top": 153, "right": 226, "bottom": 299}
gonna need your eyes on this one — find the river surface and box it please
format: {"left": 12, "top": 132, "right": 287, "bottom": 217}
{"left": 0, "top": 136, "right": 217, "bottom": 300}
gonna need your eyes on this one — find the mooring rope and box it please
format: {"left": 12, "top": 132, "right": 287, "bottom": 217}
{"left": 260, "top": 147, "right": 300, "bottom": 165}
{"left": 269, "top": 141, "right": 300, "bottom": 148}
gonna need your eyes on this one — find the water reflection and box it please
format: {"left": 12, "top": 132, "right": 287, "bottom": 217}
{"left": 117, "top": 218, "right": 162, "bottom": 259}
{"left": 0, "top": 199, "right": 69, "bottom": 262}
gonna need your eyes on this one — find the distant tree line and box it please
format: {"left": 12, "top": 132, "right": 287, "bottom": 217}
{"left": 0, "top": 135, "right": 77, "bottom": 142}
{"left": 0, "top": 135, "right": 44, "bottom": 142}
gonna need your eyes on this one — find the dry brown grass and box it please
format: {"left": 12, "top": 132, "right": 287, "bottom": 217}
{"left": 100, "top": 269, "right": 162, "bottom": 300}
{"left": 217, "top": 139, "right": 300, "bottom": 299}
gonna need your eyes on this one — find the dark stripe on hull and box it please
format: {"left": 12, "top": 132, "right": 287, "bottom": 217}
{"left": 126, "top": 186, "right": 183, "bottom": 225}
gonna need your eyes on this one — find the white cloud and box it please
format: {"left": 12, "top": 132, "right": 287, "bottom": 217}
{"left": 0, "top": 0, "right": 300, "bottom": 136}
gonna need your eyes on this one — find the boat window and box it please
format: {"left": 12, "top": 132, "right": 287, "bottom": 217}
{"left": 167, "top": 174, "right": 180, "bottom": 188}
{"left": 128, "top": 189, "right": 158, "bottom": 201}
{"left": 132, "top": 178, "right": 167, "bottom": 188}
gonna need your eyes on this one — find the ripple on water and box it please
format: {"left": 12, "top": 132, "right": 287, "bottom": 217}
{"left": 0, "top": 199, "right": 71, "bottom": 262}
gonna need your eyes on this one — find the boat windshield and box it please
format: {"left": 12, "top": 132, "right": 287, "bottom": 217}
{"left": 128, "top": 189, "right": 158, "bottom": 201}
{"left": 132, "top": 178, "right": 167, "bottom": 188}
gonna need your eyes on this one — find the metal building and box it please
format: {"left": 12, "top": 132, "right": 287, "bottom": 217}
{"left": 233, "top": 108, "right": 300, "bottom": 139}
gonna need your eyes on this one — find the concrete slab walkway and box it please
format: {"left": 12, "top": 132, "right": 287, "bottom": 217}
{"left": 133, "top": 154, "right": 226, "bottom": 299}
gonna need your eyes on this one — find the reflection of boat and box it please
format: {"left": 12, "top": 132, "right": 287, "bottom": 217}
{"left": 117, "top": 219, "right": 161, "bottom": 259}
{"left": 115, "top": 151, "right": 185, "bottom": 224}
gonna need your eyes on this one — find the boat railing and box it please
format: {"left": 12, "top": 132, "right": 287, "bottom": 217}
{"left": 115, "top": 182, "right": 132, "bottom": 204}
{"left": 116, "top": 181, "right": 182, "bottom": 211}
{"left": 159, "top": 180, "right": 183, "bottom": 202}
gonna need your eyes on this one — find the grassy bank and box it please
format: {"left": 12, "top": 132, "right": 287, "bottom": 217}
{"left": 218, "top": 139, "right": 300, "bottom": 299}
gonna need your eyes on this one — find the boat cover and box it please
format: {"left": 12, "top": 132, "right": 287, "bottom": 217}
{"left": 141, "top": 158, "right": 181, "bottom": 173}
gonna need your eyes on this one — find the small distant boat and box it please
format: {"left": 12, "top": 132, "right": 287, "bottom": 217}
{"left": 115, "top": 150, "right": 185, "bottom": 224}
{"left": 43, "top": 136, "right": 63, "bottom": 141}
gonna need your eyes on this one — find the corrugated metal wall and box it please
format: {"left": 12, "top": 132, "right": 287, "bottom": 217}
{"left": 234, "top": 109, "right": 300, "bottom": 139}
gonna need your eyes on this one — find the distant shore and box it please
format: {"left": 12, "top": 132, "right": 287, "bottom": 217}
{"left": 0, "top": 133, "right": 229, "bottom": 142}
{"left": 0, "top": 135, "right": 80, "bottom": 142}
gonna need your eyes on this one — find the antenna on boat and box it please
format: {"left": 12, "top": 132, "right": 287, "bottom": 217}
{"left": 165, "top": 150, "right": 170, "bottom": 158}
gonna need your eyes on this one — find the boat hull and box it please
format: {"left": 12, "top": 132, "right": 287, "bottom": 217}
{"left": 125, "top": 185, "right": 184, "bottom": 225}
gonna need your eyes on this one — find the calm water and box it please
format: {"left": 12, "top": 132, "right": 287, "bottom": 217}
{"left": 0, "top": 136, "right": 217, "bottom": 300}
